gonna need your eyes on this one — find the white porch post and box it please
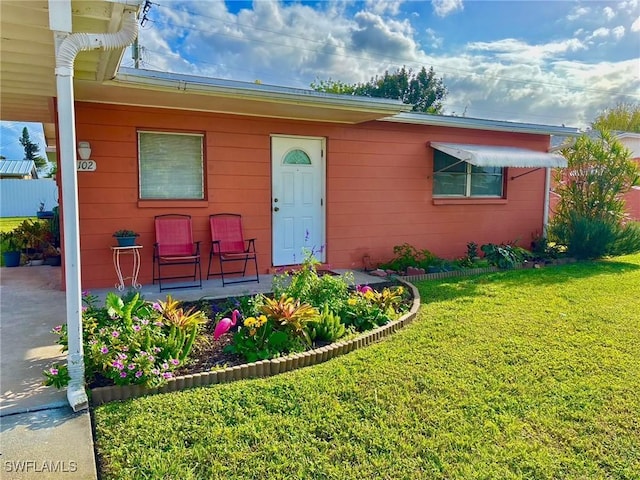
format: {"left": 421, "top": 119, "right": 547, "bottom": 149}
{"left": 49, "top": 0, "right": 141, "bottom": 411}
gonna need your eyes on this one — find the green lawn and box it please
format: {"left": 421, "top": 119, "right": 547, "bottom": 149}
{"left": 93, "top": 255, "right": 640, "bottom": 480}
{"left": 0, "top": 217, "right": 33, "bottom": 233}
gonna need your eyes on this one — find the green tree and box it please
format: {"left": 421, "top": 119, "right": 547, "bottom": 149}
{"left": 19, "top": 127, "right": 48, "bottom": 173}
{"left": 311, "top": 66, "right": 447, "bottom": 114}
{"left": 592, "top": 102, "right": 640, "bottom": 133}
{"left": 550, "top": 129, "right": 640, "bottom": 258}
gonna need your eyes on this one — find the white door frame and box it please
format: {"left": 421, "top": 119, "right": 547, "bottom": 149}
{"left": 271, "top": 134, "right": 326, "bottom": 266}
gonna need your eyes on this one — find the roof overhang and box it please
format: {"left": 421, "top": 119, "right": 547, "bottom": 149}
{"left": 431, "top": 142, "right": 568, "bottom": 168}
{"left": 382, "top": 112, "right": 581, "bottom": 137}
{"left": 0, "top": 0, "right": 132, "bottom": 141}
{"left": 73, "top": 68, "right": 412, "bottom": 124}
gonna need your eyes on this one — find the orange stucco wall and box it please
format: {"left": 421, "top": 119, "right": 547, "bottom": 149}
{"left": 68, "top": 102, "right": 551, "bottom": 289}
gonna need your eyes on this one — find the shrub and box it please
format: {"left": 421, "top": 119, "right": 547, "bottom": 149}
{"left": 481, "top": 242, "right": 531, "bottom": 268}
{"left": 307, "top": 305, "right": 347, "bottom": 343}
{"left": 342, "top": 285, "right": 407, "bottom": 331}
{"left": 45, "top": 291, "right": 208, "bottom": 388}
{"left": 379, "top": 243, "right": 440, "bottom": 273}
{"left": 611, "top": 222, "right": 640, "bottom": 256}
{"left": 272, "top": 248, "right": 352, "bottom": 315}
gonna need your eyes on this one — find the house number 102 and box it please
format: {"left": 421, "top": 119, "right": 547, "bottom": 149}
{"left": 77, "top": 160, "right": 96, "bottom": 171}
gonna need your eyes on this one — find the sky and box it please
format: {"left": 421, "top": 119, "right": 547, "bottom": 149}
{"left": 1, "top": 0, "right": 638, "bottom": 160}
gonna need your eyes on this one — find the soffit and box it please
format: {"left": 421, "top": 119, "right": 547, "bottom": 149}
{"left": 0, "top": 0, "right": 127, "bottom": 125}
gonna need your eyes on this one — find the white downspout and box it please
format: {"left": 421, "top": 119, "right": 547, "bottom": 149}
{"left": 52, "top": 3, "right": 140, "bottom": 412}
{"left": 543, "top": 167, "right": 551, "bottom": 237}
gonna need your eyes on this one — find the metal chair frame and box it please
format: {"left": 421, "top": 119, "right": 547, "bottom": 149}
{"left": 207, "top": 213, "right": 259, "bottom": 286}
{"left": 153, "top": 214, "right": 202, "bottom": 291}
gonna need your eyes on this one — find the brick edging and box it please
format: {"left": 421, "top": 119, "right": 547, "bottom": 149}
{"left": 89, "top": 280, "right": 421, "bottom": 406}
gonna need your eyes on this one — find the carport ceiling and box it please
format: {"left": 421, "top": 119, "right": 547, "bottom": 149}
{"left": 0, "top": 0, "right": 128, "bottom": 127}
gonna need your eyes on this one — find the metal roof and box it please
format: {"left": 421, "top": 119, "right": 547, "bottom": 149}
{"left": 382, "top": 112, "right": 581, "bottom": 136}
{"left": 431, "top": 143, "right": 568, "bottom": 168}
{"left": 0, "top": 160, "right": 37, "bottom": 177}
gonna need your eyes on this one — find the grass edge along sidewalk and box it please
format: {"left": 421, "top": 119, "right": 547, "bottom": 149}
{"left": 94, "top": 254, "right": 640, "bottom": 480}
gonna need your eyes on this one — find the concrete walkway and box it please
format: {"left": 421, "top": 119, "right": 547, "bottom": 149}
{"left": 0, "top": 266, "right": 97, "bottom": 479}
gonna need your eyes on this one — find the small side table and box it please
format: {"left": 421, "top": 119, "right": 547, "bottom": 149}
{"left": 111, "top": 245, "right": 143, "bottom": 291}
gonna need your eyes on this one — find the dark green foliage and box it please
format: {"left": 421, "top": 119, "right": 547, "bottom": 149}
{"left": 379, "top": 243, "right": 440, "bottom": 272}
{"left": 311, "top": 66, "right": 447, "bottom": 113}
{"left": 551, "top": 130, "right": 640, "bottom": 258}
{"left": 481, "top": 242, "right": 531, "bottom": 268}
{"left": 19, "top": 126, "right": 48, "bottom": 172}
{"left": 307, "top": 305, "right": 347, "bottom": 343}
{"left": 592, "top": 102, "right": 640, "bottom": 133}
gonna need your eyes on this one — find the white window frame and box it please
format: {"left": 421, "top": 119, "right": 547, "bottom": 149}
{"left": 138, "top": 131, "right": 205, "bottom": 200}
{"left": 433, "top": 151, "right": 504, "bottom": 198}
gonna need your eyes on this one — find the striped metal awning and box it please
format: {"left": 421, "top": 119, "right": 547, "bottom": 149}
{"left": 431, "top": 142, "right": 567, "bottom": 168}
{"left": 0, "top": 160, "right": 37, "bottom": 177}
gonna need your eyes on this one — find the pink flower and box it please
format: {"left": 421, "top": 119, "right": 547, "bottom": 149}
{"left": 357, "top": 285, "right": 373, "bottom": 294}
{"left": 170, "top": 359, "right": 180, "bottom": 366}
{"left": 135, "top": 371, "right": 143, "bottom": 378}
{"left": 162, "top": 372, "right": 173, "bottom": 379}
{"left": 49, "top": 368, "right": 58, "bottom": 375}
{"left": 111, "top": 331, "right": 119, "bottom": 338}
{"left": 112, "top": 361, "right": 124, "bottom": 370}
{"left": 128, "top": 364, "right": 136, "bottom": 370}
{"left": 152, "top": 302, "right": 162, "bottom": 311}
{"left": 100, "top": 346, "right": 109, "bottom": 354}
{"left": 133, "top": 325, "right": 141, "bottom": 332}
{"left": 52, "top": 325, "right": 62, "bottom": 333}
{"left": 120, "top": 372, "right": 128, "bottom": 378}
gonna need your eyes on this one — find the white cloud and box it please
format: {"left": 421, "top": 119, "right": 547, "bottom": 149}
{"left": 612, "top": 26, "right": 626, "bottom": 40}
{"left": 364, "top": 0, "right": 404, "bottom": 16}
{"left": 567, "top": 6, "right": 590, "bottom": 21}
{"left": 631, "top": 16, "right": 640, "bottom": 31}
{"left": 425, "top": 28, "right": 443, "bottom": 49}
{"left": 467, "top": 38, "right": 585, "bottom": 64}
{"left": 132, "top": 0, "right": 639, "bottom": 130}
{"left": 590, "top": 27, "right": 610, "bottom": 39}
{"left": 431, "top": 0, "right": 463, "bottom": 17}
{"left": 603, "top": 6, "right": 615, "bottom": 20}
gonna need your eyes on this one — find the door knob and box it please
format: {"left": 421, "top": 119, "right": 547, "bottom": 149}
{"left": 274, "top": 207, "right": 279, "bottom": 212}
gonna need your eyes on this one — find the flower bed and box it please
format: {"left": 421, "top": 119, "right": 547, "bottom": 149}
{"left": 44, "top": 252, "right": 419, "bottom": 405}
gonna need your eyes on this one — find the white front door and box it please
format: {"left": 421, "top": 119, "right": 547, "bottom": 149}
{"left": 271, "top": 135, "right": 325, "bottom": 266}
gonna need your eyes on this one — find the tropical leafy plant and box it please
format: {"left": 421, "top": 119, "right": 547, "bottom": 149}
{"left": 44, "top": 291, "right": 209, "bottom": 388}
{"left": 307, "top": 305, "right": 347, "bottom": 343}
{"left": 481, "top": 242, "right": 531, "bottom": 269}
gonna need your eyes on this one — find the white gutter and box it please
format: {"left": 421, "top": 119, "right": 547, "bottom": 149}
{"left": 51, "top": 0, "right": 140, "bottom": 412}
{"left": 115, "top": 67, "right": 411, "bottom": 114}
{"left": 381, "top": 112, "right": 581, "bottom": 137}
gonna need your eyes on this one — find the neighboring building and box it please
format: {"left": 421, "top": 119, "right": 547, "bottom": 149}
{"left": 0, "top": 160, "right": 38, "bottom": 179}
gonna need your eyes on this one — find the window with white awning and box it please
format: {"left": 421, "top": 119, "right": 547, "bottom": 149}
{"left": 431, "top": 142, "right": 568, "bottom": 198}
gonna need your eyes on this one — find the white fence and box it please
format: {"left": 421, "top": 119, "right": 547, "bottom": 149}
{"left": 0, "top": 179, "right": 59, "bottom": 217}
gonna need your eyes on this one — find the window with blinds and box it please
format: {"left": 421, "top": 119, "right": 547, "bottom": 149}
{"left": 138, "top": 131, "right": 204, "bottom": 200}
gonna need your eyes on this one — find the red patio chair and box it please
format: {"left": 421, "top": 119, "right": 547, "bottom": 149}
{"left": 153, "top": 214, "right": 202, "bottom": 291}
{"left": 207, "top": 214, "right": 259, "bottom": 286}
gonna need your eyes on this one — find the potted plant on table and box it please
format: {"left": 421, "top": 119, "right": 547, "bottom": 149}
{"left": 113, "top": 229, "right": 139, "bottom": 247}
{"left": 1, "top": 230, "right": 22, "bottom": 267}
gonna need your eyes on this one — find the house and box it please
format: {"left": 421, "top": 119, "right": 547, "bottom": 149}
{"left": 71, "top": 71, "right": 576, "bottom": 289}
{"left": 0, "top": 0, "right": 579, "bottom": 410}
